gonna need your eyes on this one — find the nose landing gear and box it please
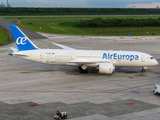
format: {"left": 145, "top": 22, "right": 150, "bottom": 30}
{"left": 142, "top": 67, "right": 147, "bottom": 72}
{"left": 142, "top": 69, "right": 145, "bottom": 72}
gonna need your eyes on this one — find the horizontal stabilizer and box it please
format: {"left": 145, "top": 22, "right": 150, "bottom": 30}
{"left": 13, "top": 53, "right": 30, "bottom": 57}
{"left": 10, "top": 47, "right": 18, "bottom": 52}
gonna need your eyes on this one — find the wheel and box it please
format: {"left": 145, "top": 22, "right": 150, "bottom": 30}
{"left": 84, "top": 69, "right": 88, "bottom": 74}
{"left": 153, "top": 91, "right": 157, "bottom": 95}
{"left": 142, "top": 69, "right": 145, "bottom": 72}
{"left": 80, "top": 70, "right": 88, "bottom": 74}
{"left": 79, "top": 67, "right": 84, "bottom": 73}
{"left": 78, "top": 66, "right": 82, "bottom": 70}
{"left": 79, "top": 68, "right": 88, "bottom": 74}
{"left": 80, "top": 69, "right": 84, "bottom": 73}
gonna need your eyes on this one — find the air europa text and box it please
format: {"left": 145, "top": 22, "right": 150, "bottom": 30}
{"left": 102, "top": 53, "right": 139, "bottom": 61}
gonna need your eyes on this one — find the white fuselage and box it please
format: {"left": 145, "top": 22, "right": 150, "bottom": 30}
{"left": 9, "top": 24, "right": 158, "bottom": 74}
{"left": 13, "top": 49, "right": 158, "bottom": 68}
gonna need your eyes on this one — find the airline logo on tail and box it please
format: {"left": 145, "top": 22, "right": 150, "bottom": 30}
{"left": 9, "top": 24, "right": 38, "bottom": 51}
{"left": 16, "top": 37, "right": 28, "bottom": 45}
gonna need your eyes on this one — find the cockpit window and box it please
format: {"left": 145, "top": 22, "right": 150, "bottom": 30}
{"left": 150, "top": 57, "right": 154, "bottom": 59}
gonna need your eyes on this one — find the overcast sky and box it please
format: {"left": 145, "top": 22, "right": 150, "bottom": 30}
{"left": 1, "top": 0, "right": 160, "bottom": 8}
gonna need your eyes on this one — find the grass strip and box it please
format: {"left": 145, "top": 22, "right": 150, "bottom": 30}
{"left": 18, "top": 20, "right": 160, "bottom": 36}
{"left": 2, "top": 15, "right": 160, "bottom": 20}
{"left": 0, "top": 28, "right": 10, "bottom": 46}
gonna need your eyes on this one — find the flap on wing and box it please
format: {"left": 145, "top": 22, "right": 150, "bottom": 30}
{"left": 52, "top": 42, "right": 75, "bottom": 50}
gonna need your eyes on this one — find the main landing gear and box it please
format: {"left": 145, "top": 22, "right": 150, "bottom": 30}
{"left": 142, "top": 67, "right": 147, "bottom": 72}
{"left": 79, "top": 65, "right": 88, "bottom": 74}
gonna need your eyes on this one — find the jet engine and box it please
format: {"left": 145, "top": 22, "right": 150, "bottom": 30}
{"left": 98, "top": 63, "right": 115, "bottom": 74}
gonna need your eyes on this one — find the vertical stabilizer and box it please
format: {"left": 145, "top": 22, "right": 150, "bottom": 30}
{"left": 9, "top": 25, "right": 38, "bottom": 51}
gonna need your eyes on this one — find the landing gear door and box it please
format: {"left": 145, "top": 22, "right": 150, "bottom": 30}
{"left": 141, "top": 55, "right": 145, "bottom": 62}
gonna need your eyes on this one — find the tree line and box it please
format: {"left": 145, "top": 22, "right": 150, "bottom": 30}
{"left": 1, "top": 8, "right": 160, "bottom": 15}
{"left": 60, "top": 18, "right": 160, "bottom": 27}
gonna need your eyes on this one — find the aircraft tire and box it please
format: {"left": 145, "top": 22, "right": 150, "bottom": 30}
{"left": 58, "top": 117, "right": 61, "bottom": 120}
{"left": 78, "top": 66, "right": 81, "bottom": 70}
{"left": 80, "top": 69, "right": 88, "bottom": 74}
{"left": 80, "top": 69, "right": 84, "bottom": 73}
{"left": 84, "top": 70, "right": 88, "bottom": 74}
{"left": 153, "top": 91, "right": 157, "bottom": 95}
{"left": 142, "top": 69, "right": 145, "bottom": 72}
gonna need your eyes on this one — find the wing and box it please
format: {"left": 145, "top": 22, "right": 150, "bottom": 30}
{"left": 52, "top": 42, "right": 75, "bottom": 50}
{"left": 67, "top": 60, "right": 109, "bottom": 65}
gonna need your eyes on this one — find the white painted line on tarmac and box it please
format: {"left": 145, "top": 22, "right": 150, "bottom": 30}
{"left": 0, "top": 57, "right": 9, "bottom": 61}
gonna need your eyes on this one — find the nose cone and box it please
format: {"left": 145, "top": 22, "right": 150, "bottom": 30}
{"left": 154, "top": 59, "right": 158, "bottom": 66}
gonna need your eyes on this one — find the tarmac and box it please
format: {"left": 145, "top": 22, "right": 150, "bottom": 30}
{"left": 0, "top": 30, "right": 160, "bottom": 120}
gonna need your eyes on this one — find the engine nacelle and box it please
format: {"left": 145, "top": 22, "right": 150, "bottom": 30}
{"left": 98, "top": 63, "right": 115, "bottom": 74}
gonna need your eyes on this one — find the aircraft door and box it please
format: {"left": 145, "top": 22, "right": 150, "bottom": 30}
{"left": 70, "top": 53, "right": 75, "bottom": 60}
{"left": 141, "top": 55, "right": 145, "bottom": 62}
{"left": 40, "top": 53, "right": 44, "bottom": 59}
{"left": 40, "top": 53, "right": 45, "bottom": 63}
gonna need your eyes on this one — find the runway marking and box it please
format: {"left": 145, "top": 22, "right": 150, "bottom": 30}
{"left": 30, "top": 104, "right": 38, "bottom": 107}
{"left": 0, "top": 82, "right": 156, "bottom": 94}
{"left": 0, "top": 48, "right": 10, "bottom": 50}
{"left": 81, "top": 35, "right": 160, "bottom": 42}
{"left": 112, "top": 82, "right": 155, "bottom": 93}
{"left": 129, "top": 77, "right": 134, "bottom": 78}
{"left": 0, "top": 57, "right": 10, "bottom": 61}
{"left": 0, "top": 62, "right": 35, "bottom": 69}
{"left": 127, "top": 103, "right": 135, "bottom": 105}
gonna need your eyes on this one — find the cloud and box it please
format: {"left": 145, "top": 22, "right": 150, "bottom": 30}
{"left": 127, "top": 2, "right": 160, "bottom": 8}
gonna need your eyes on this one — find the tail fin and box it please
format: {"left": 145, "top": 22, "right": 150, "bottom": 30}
{"left": 9, "top": 24, "right": 38, "bottom": 51}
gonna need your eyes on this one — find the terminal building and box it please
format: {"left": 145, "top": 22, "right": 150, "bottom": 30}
{"left": 0, "top": 0, "right": 11, "bottom": 7}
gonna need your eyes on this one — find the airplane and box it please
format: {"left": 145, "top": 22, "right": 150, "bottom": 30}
{"left": 9, "top": 24, "right": 158, "bottom": 74}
